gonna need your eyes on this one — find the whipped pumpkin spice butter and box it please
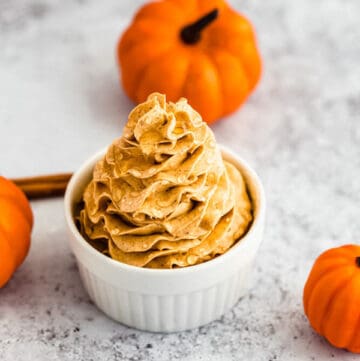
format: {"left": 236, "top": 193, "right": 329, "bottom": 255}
{"left": 78, "top": 93, "right": 252, "bottom": 268}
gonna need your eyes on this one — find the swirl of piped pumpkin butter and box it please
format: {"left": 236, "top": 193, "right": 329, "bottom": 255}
{"left": 79, "top": 93, "right": 252, "bottom": 268}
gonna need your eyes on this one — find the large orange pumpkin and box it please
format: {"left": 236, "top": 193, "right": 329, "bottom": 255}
{"left": 118, "top": 0, "right": 261, "bottom": 124}
{"left": 0, "top": 176, "right": 33, "bottom": 287}
{"left": 303, "top": 244, "right": 360, "bottom": 353}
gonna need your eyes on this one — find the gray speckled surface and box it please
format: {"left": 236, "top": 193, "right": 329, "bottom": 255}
{"left": 1, "top": 0, "right": 360, "bottom": 360}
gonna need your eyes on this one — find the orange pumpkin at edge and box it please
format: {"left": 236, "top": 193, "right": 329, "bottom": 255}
{"left": 117, "top": 0, "right": 262, "bottom": 124}
{"left": 0, "top": 176, "right": 33, "bottom": 288}
{"left": 303, "top": 244, "right": 360, "bottom": 353}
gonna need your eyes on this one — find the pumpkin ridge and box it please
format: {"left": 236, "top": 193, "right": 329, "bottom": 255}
{"left": 0, "top": 194, "right": 33, "bottom": 227}
{"left": 324, "top": 275, "right": 360, "bottom": 349}
{"left": 304, "top": 261, "right": 351, "bottom": 314}
{"left": 120, "top": 20, "right": 177, "bottom": 54}
{"left": 121, "top": 45, "right": 176, "bottom": 100}
{"left": 305, "top": 266, "right": 354, "bottom": 321}
{"left": 0, "top": 177, "right": 33, "bottom": 226}
{"left": 170, "top": 48, "right": 193, "bottom": 101}
{"left": 0, "top": 178, "right": 33, "bottom": 287}
{"left": 174, "top": 53, "right": 191, "bottom": 102}
{"left": 346, "top": 277, "right": 360, "bottom": 351}
{"left": 215, "top": 49, "right": 250, "bottom": 83}
{"left": 206, "top": 49, "right": 251, "bottom": 117}
{"left": 237, "top": 45, "right": 257, "bottom": 91}
{"left": 202, "top": 52, "right": 223, "bottom": 120}
{"left": 133, "top": 47, "right": 181, "bottom": 102}
{"left": 206, "top": 25, "right": 260, "bottom": 90}
{"left": 0, "top": 228, "right": 17, "bottom": 287}
{"left": 318, "top": 270, "right": 356, "bottom": 336}
{"left": 122, "top": 47, "right": 176, "bottom": 97}
{"left": 180, "top": 52, "right": 222, "bottom": 122}
{"left": 119, "top": 42, "right": 175, "bottom": 88}
{"left": 221, "top": 39, "right": 252, "bottom": 83}
{"left": 234, "top": 40, "right": 259, "bottom": 90}
{"left": 0, "top": 197, "right": 32, "bottom": 267}
{"left": 346, "top": 275, "right": 360, "bottom": 352}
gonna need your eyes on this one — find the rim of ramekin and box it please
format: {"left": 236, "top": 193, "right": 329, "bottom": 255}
{"left": 64, "top": 145, "right": 265, "bottom": 276}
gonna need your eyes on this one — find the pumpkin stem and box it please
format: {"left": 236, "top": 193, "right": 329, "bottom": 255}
{"left": 356, "top": 257, "right": 360, "bottom": 268}
{"left": 180, "top": 9, "right": 219, "bottom": 45}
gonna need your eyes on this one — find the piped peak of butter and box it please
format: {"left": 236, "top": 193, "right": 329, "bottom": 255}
{"left": 79, "top": 93, "right": 252, "bottom": 268}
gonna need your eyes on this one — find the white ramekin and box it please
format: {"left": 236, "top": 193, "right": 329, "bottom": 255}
{"left": 64, "top": 145, "right": 266, "bottom": 332}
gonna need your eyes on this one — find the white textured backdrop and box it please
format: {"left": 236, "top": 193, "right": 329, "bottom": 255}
{"left": 1, "top": 0, "right": 360, "bottom": 360}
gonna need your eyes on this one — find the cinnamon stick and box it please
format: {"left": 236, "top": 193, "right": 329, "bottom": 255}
{"left": 11, "top": 173, "right": 73, "bottom": 199}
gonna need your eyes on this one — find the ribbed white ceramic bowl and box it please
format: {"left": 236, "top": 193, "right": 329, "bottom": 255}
{"left": 64, "top": 145, "right": 265, "bottom": 332}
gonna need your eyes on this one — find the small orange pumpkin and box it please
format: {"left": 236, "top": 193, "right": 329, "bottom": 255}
{"left": 303, "top": 244, "right": 360, "bottom": 353}
{"left": 0, "top": 176, "right": 33, "bottom": 287}
{"left": 118, "top": 0, "right": 261, "bottom": 124}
